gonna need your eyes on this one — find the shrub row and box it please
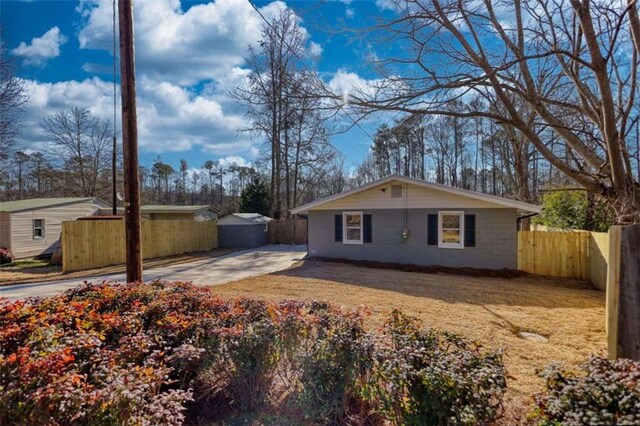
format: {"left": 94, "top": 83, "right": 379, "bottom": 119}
{"left": 1, "top": 281, "right": 506, "bottom": 425}
{"left": 2, "top": 281, "right": 638, "bottom": 425}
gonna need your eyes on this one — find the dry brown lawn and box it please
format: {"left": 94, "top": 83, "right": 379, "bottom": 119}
{"left": 212, "top": 260, "right": 606, "bottom": 407}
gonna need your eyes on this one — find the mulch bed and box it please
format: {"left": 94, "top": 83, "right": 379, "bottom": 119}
{"left": 311, "top": 256, "right": 528, "bottom": 279}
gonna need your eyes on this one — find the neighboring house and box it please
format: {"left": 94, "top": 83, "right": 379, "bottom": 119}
{"left": 0, "top": 198, "right": 109, "bottom": 259}
{"left": 290, "top": 175, "right": 541, "bottom": 270}
{"left": 218, "top": 213, "right": 273, "bottom": 248}
{"left": 100, "top": 205, "right": 220, "bottom": 221}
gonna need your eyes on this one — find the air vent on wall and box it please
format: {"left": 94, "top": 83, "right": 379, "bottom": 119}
{"left": 391, "top": 185, "right": 403, "bottom": 198}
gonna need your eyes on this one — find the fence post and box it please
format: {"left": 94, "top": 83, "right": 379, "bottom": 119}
{"left": 607, "top": 224, "right": 640, "bottom": 360}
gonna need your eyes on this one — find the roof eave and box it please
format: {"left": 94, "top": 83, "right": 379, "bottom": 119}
{"left": 290, "top": 175, "right": 541, "bottom": 214}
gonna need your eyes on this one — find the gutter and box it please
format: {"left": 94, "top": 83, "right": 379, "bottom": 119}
{"left": 516, "top": 212, "right": 540, "bottom": 230}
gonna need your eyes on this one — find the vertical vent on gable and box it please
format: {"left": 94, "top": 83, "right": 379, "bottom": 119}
{"left": 391, "top": 185, "right": 403, "bottom": 198}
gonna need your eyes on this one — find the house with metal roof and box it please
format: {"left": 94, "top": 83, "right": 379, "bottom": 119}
{"left": 99, "top": 205, "right": 220, "bottom": 221}
{"left": 291, "top": 175, "right": 541, "bottom": 270}
{"left": 218, "top": 213, "right": 273, "bottom": 248}
{"left": 0, "top": 198, "right": 109, "bottom": 259}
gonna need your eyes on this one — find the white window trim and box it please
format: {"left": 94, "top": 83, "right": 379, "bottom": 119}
{"left": 33, "top": 219, "right": 45, "bottom": 239}
{"left": 263, "top": 223, "right": 269, "bottom": 232}
{"left": 343, "top": 211, "right": 363, "bottom": 245}
{"left": 438, "top": 211, "right": 464, "bottom": 249}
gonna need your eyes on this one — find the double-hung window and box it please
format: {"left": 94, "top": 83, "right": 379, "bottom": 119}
{"left": 343, "top": 212, "right": 363, "bottom": 244}
{"left": 33, "top": 219, "right": 45, "bottom": 239}
{"left": 438, "top": 211, "right": 464, "bottom": 249}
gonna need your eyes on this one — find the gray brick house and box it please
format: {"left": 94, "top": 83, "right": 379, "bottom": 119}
{"left": 291, "top": 175, "right": 541, "bottom": 270}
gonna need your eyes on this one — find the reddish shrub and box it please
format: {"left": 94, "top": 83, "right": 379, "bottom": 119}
{"left": 0, "top": 281, "right": 509, "bottom": 425}
{"left": 0, "top": 247, "right": 14, "bottom": 265}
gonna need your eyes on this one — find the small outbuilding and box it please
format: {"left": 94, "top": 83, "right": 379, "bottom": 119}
{"left": 0, "top": 198, "right": 109, "bottom": 259}
{"left": 218, "top": 213, "right": 273, "bottom": 249}
{"left": 291, "top": 175, "right": 541, "bottom": 270}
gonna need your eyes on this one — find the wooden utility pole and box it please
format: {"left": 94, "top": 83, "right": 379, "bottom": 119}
{"left": 112, "top": 136, "right": 117, "bottom": 216}
{"left": 118, "top": 0, "right": 143, "bottom": 282}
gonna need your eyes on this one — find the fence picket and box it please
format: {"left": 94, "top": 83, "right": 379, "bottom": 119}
{"left": 62, "top": 220, "right": 218, "bottom": 272}
{"left": 517, "top": 230, "right": 608, "bottom": 286}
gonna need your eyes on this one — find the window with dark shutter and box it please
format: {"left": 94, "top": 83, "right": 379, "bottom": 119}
{"left": 334, "top": 214, "right": 343, "bottom": 242}
{"left": 464, "top": 214, "right": 476, "bottom": 247}
{"left": 363, "top": 214, "right": 372, "bottom": 243}
{"left": 427, "top": 214, "right": 438, "bottom": 245}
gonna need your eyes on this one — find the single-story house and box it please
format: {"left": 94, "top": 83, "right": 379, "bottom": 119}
{"left": 0, "top": 198, "right": 109, "bottom": 259}
{"left": 100, "top": 205, "right": 220, "bottom": 221}
{"left": 290, "top": 175, "right": 541, "bottom": 270}
{"left": 218, "top": 213, "right": 273, "bottom": 248}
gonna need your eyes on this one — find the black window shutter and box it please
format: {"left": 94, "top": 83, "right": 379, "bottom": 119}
{"left": 363, "top": 214, "right": 372, "bottom": 243}
{"left": 464, "top": 214, "right": 476, "bottom": 247}
{"left": 427, "top": 214, "right": 438, "bottom": 245}
{"left": 334, "top": 214, "right": 343, "bottom": 242}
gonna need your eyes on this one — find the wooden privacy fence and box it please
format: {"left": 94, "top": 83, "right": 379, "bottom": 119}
{"left": 519, "top": 227, "right": 639, "bottom": 361}
{"left": 268, "top": 219, "right": 308, "bottom": 244}
{"left": 62, "top": 220, "right": 218, "bottom": 272}
{"left": 517, "top": 230, "right": 608, "bottom": 289}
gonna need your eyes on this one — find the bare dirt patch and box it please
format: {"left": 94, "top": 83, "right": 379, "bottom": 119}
{"left": 0, "top": 248, "right": 239, "bottom": 286}
{"left": 212, "top": 259, "right": 606, "bottom": 407}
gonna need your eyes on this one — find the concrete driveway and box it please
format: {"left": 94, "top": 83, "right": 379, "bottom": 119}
{"left": 0, "top": 245, "right": 307, "bottom": 301}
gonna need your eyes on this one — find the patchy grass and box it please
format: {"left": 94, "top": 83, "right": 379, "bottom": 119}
{"left": 0, "top": 259, "right": 51, "bottom": 269}
{"left": 0, "top": 248, "right": 239, "bottom": 286}
{"left": 212, "top": 259, "right": 606, "bottom": 409}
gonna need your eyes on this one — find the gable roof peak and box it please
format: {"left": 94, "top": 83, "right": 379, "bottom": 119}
{"left": 291, "top": 175, "right": 541, "bottom": 214}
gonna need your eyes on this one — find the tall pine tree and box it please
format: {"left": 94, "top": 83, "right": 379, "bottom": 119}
{"left": 239, "top": 178, "right": 269, "bottom": 217}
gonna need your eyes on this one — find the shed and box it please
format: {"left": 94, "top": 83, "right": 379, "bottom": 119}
{"left": 218, "top": 213, "right": 273, "bottom": 248}
{"left": 0, "top": 198, "right": 109, "bottom": 259}
{"left": 291, "top": 175, "right": 541, "bottom": 270}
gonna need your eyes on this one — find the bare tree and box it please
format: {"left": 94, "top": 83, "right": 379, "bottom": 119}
{"left": 41, "top": 107, "right": 114, "bottom": 197}
{"left": 342, "top": 0, "right": 640, "bottom": 221}
{"left": 233, "top": 8, "right": 328, "bottom": 218}
{"left": 0, "top": 38, "right": 28, "bottom": 160}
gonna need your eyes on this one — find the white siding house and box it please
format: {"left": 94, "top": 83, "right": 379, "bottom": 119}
{"left": 0, "top": 198, "right": 109, "bottom": 258}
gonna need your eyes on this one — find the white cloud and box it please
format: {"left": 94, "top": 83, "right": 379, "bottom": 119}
{"left": 11, "top": 26, "right": 67, "bottom": 66}
{"left": 345, "top": 7, "right": 355, "bottom": 18}
{"left": 374, "top": 0, "right": 398, "bottom": 11}
{"left": 327, "top": 68, "right": 375, "bottom": 104}
{"left": 309, "top": 41, "right": 323, "bottom": 57}
{"left": 14, "top": 0, "right": 324, "bottom": 168}
{"left": 217, "top": 156, "right": 251, "bottom": 168}
{"left": 17, "top": 77, "right": 256, "bottom": 158}
{"left": 76, "top": 0, "right": 289, "bottom": 86}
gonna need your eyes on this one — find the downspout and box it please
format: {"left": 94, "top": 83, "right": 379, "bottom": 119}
{"left": 516, "top": 212, "right": 540, "bottom": 231}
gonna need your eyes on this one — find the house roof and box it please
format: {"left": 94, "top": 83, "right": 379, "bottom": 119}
{"left": 290, "top": 175, "right": 541, "bottom": 214}
{"left": 0, "top": 198, "right": 103, "bottom": 213}
{"left": 139, "top": 205, "right": 220, "bottom": 214}
{"left": 219, "top": 213, "right": 273, "bottom": 224}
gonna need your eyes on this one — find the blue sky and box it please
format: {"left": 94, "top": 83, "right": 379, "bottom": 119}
{"left": 3, "top": 0, "right": 396, "bottom": 170}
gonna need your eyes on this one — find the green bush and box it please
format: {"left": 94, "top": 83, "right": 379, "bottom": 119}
{"left": 368, "top": 310, "right": 507, "bottom": 425}
{"left": 289, "top": 302, "right": 375, "bottom": 424}
{"left": 532, "top": 356, "right": 640, "bottom": 425}
{"left": 533, "top": 190, "right": 613, "bottom": 231}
